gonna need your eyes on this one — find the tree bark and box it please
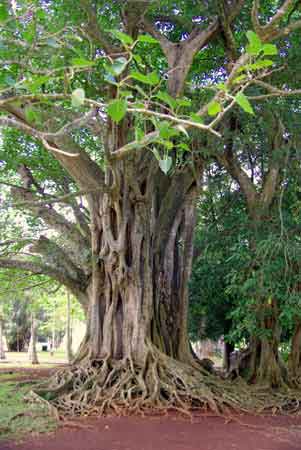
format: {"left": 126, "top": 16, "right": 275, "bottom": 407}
{"left": 0, "top": 318, "right": 6, "bottom": 360}
{"left": 247, "top": 300, "right": 286, "bottom": 387}
{"left": 66, "top": 291, "right": 73, "bottom": 364}
{"left": 288, "top": 320, "right": 301, "bottom": 385}
{"left": 28, "top": 313, "right": 39, "bottom": 365}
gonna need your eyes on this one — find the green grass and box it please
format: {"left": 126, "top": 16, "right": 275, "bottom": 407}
{"left": 0, "top": 378, "right": 57, "bottom": 442}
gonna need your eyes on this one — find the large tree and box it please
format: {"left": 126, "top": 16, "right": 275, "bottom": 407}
{"left": 1, "top": 0, "right": 301, "bottom": 414}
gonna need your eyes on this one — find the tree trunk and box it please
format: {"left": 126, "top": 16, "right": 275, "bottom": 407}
{"left": 28, "top": 313, "right": 39, "bottom": 365}
{"left": 0, "top": 319, "right": 6, "bottom": 360}
{"left": 36, "top": 163, "right": 242, "bottom": 415}
{"left": 223, "top": 342, "right": 234, "bottom": 372}
{"left": 66, "top": 291, "right": 73, "bottom": 364}
{"left": 247, "top": 300, "right": 286, "bottom": 388}
{"left": 288, "top": 320, "right": 301, "bottom": 385}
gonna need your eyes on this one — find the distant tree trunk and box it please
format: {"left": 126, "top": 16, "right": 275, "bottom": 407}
{"left": 28, "top": 313, "right": 39, "bottom": 365}
{"left": 51, "top": 301, "right": 56, "bottom": 356}
{"left": 0, "top": 318, "right": 6, "bottom": 360}
{"left": 288, "top": 319, "right": 301, "bottom": 385}
{"left": 223, "top": 342, "right": 234, "bottom": 372}
{"left": 247, "top": 300, "right": 286, "bottom": 387}
{"left": 66, "top": 291, "right": 73, "bottom": 364}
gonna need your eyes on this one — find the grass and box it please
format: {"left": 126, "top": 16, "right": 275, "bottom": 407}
{"left": 0, "top": 377, "right": 57, "bottom": 442}
{"left": 0, "top": 351, "right": 67, "bottom": 369}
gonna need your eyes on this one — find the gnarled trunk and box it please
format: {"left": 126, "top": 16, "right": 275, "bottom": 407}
{"left": 288, "top": 320, "right": 301, "bottom": 385}
{"left": 247, "top": 300, "right": 286, "bottom": 388}
{"left": 37, "top": 163, "right": 244, "bottom": 415}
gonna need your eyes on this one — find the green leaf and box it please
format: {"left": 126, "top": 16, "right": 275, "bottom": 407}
{"left": 232, "top": 74, "right": 247, "bottom": 84}
{"left": 104, "top": 73, "right": 117, "bottom": 85}
{"left": 133, "top": 54, "right": 143, "bottom": 65}
{"left": 208, "top": 101, "right": 221, "bottom": 117}
{"left": 130, "top": 71, "right": 159, "bottom": 85}
{"left": 248, "top": 59, "right": 274, "bottom": 70}
{"left": 23, "top": 75, "right": 50, "bottom": 93}
{"left": 71, "top": 88, "right": 85, "bottom": 107}
{"left": 107, "top": 99, "right": 127, "bottom": 123}
{"left": 109, "top": 30, "right": 134, "bottom": 46}
{"left": 176, "top": 97, "right": 191, "bottom": 107}
{"left": 262, "top": 44, "right": 278, "bottom": 56}
{"left": 24, "top": 107, "right": 40, "bottom": 124}
{"left": 105, "top": 57, "right": 128, "bottom": 77}
{"left": 178, "top": 143, "right": 190, "bottom": 152}
{"left": 189, "top": 113, "right": 203, "bottom": 124}
{"left": 216, "top": 82, "right": 228, "bottom": 92}
{"left": 158, "top": 157, "right": 172, "bottom": 174}
{"left": 156, "top": 91, "right": 177, "bottom": 110}
{"left": 137, "top": 35, "right": 159, "bottom": 44}
{"left": 157, "top": 122, "right": 179, "bottom": 139}
{"left": 0, "top": 4, "right": 8, "bottom": 22}
{"left": 246, "top": 30, "right": 262, "bottom": 56}
{"left": 235, "top": 92, "right": 254, "bottom": 115}
{"left": 72, "top": 58, "right": 95, "bottom": 67}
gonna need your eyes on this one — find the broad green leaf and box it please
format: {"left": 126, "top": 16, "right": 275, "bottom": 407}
{"left": 109, "top": 30, "right": 133, "bottom": 46}
{"left": 138, "top": 35, "right": 159, "bottom": 44}
{"left": 104, "top": 73, "right": 117, "bottom": 85}
{"left": 156, "top": 91, "right": 177, "bottom": 110}
{"left": 208, "top": 101, "right": 221, "bottom": 116}
{"left": 107, "top": 99, "right": 127, "bottom": 123}
{"left": 262, "top": 44, "right": 278, "bottom": 56}
{"left": 130, "top": 71, "right": 159, "bottom": 85}
{"left": 157, "top": 122, "right": 179, "bottom": 139}
{"left": 104, "top": 57, "right": 128, "bottom": 77}
{"left": 233, "top": 74, "right": 247, "bottom": 84}
{"left": 189, "top": 113, "right": 203, "bottom": 124}
{"left": 176, "top": 97, "right": 191, "bottom": 107}
{"left": 72, "top": 88, "right": 85, "bottom": 107}
{"left": 23, "top": 75, "right": 50, "bottom": 93}
{"left": 235, "top": 92, "right": 254, "bottom": 115}
{"left": 216, "top": 82, "right": 228, "bottom": 92}
{"left": 72, "top": 58, "right": 95, "bottom": 67}
{"left": 23, "top": 23, "right": 36, "bottom": 43}
{"left": 248, "top": 59, "right": 274, "bottom": 70}
{"left": 246, "top": 30, "right": 262, "bottom": 56}
{"left": 0, "top": 4, "right": 8, "bottom": 22}
{"left": 159, "top": 157, "right": 172, "bottom": 174}
{"left": 24, "top": 107, "right": 40, "bottom": 124}
{"left": 161, "top": 140, "right": 174, "bottom": 150}
{"left": 178, "top": 143, "right": 190, "bottom": 152}
{"left": 133, "top": 54, "right": 143, "bottom": 65}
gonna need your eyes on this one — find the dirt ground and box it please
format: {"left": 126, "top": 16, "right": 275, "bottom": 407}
{"left": 2, "top": 413, "right": 301, "bottom": 450}
{"left": 1, "top": 367, "right": 301, "bottom": 450}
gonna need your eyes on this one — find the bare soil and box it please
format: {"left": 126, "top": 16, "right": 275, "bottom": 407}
{"left": 2, "top": 413, "right": 301, "bottom": 450}
{"left": 1, "top": 367, "right": 301, "bottom": 450}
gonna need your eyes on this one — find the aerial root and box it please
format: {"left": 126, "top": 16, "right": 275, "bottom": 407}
{"left": 31, "top": 347, "right": 301, "bottom": 418}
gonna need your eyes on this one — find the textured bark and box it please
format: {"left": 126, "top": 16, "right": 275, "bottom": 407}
{"left": 28, "top": 313, "right": 39, "bottom": 365}
{"left": 77, "top": 159, "right": 200, "bottom": 366}
{"left": 247, "top": 300, "right": 286, "bottom": 388}
{"left": 0, "top": 319, "right": 6, "bottom": 360}
{"left": 66, "top": 291, "right": 73, "bottom": 364}
{"left": 288, "top": 320, "right": 301, "bottom": 384}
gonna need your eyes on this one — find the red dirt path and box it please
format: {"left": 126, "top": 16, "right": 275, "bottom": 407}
{"left": 2, "top": 413, "right": 301, "bottom": 450}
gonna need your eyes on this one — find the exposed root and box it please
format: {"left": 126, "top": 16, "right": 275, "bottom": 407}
{"left": 31, "top": 347, "right": 301, "bottom": 418}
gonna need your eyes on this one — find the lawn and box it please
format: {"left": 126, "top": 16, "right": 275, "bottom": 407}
{"left": 0, "top": 378, "right": 57, "bottom": 441}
